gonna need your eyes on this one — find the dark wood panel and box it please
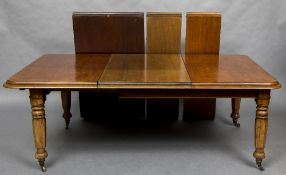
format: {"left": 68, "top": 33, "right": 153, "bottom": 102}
{"left": 183, "top": 98, "right": 216, "bottom": 121}
{"left": 79, "top": 90, "right": 145, "bottom": 121}
{"left": 72, "top": 12, "right": 145, "bottom": 120}
{"left": 73, "top": 12, "right": 145, "bottom": 53}
{"left": 184, "top": 12, "right": 221, "bottom": 120}
{"left": 117, "top": 89, "right": 261, "bottom": 98}
{"left": 146, "top": 13, "right": 182, "bottom": 121}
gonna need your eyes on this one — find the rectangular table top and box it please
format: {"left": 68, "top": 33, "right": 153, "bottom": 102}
{"left": 4, "top": 54, "right": 111, "bottom": 89}
{"left": 98, "top": 54, "right": 191, "bottom": 89}
{"left": 3, "top": 54, "right": 280, "bottom": 90}
{"left": 183, "top": 54, "right": 280, "bottom": 89}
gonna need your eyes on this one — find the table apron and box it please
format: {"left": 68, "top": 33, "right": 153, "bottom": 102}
{"left": 40, "top": 89, "right": 268, "bottom": 99}
{"left": 117, "top": 89, "right": 262, "bottom": 98}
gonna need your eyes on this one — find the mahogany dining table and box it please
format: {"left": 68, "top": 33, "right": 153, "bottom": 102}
{"left": 3, "top": 53, "right": 281, "bottom": 171}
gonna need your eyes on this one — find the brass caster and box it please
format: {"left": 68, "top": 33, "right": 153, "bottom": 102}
{"left": 63, "top": 113, "right": 71, "bottom": 129}
{"left": 39, "top": 160, "right": 46, "bottom": 172}
{"left": 64, "top": 119, "right": 69, "bottom": 129}
{"left": 231, "top": 112, "right": 240, "bottom": 128}
{"left": 233, "top": 121, "right": 240, "bottom": 127}
{"left": 41, "top": 166, "right": 46, "bottom": 172}
{"left": 256, "top": 160, "right": 264, "bottom": 171}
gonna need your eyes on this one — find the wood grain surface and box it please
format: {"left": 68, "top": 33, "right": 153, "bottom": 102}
{"left": 184, "top": 12, "right": 221, "bottom": 120}
{"left": 4, "top": 54, "right": 280, "bottom": 90}
{"left": 98, "top": 54, "right": 191, "bottom": 88}
{"left": 183, "top": 54, "right": 280, "bottom": 89}
{"left": 185, "top": 12, "right": 221, "bottom": 54}
{"left": 4, "top": 54, "right": 110, "bottom": 89}
{"left": 73, "top": 12, "right": 145, "bottom": 120}
{"left": 147, "top": 12, "right": 182, "bottom": 53}
{"left": 29, "top": 89, "right": 48, "bottom": 171}
{"left": 73, "top": 12, "right": 145, "bottom": 54}
{"left": 146, "top": 12, "right": 182, "bottom": 120}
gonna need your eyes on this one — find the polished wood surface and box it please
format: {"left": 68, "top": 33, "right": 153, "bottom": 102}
{"left": 147, "top": 12, "right": 182, "bottom": 53}
{"left": 73, "top": 12, "right": 145, "bottom": 53}
{"left": 146, "top": 12, "right": 182, "bottom": 120}
{"left": 185, "top": 12, "right": 221, "bottom": 54}
{"left": 184, "top": 12, "right": 221, "bottom": 120}
{"left": 73, "top": 12, "right": 145, "bottom": 120}
{"left": 4, "top": 54, "right": 111, "bottom": 89}
{"left": 4, "top": 54, "right": 280, "bottom": 90}
{"left": 98, "top": 54, "right": 191, "bottom": 89}
{"left": 183, "top": 54, "right": 280, "bottom": 89}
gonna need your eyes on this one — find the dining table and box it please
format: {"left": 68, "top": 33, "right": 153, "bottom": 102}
{"left": 3, "top": 53, "right": 281, "bottom": 171}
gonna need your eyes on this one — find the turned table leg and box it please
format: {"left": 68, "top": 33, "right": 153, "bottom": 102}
{"left": 253, "top": 90, "right": 270, "bottom": 171}
{"left": 29, "top": 89, "right": 48, "bottom": 172}
{"left": 61, "top": 90, "right": 72, "bottom": 129}
{"left": 231, "top": 98, "right": 241, "bottom": 127}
